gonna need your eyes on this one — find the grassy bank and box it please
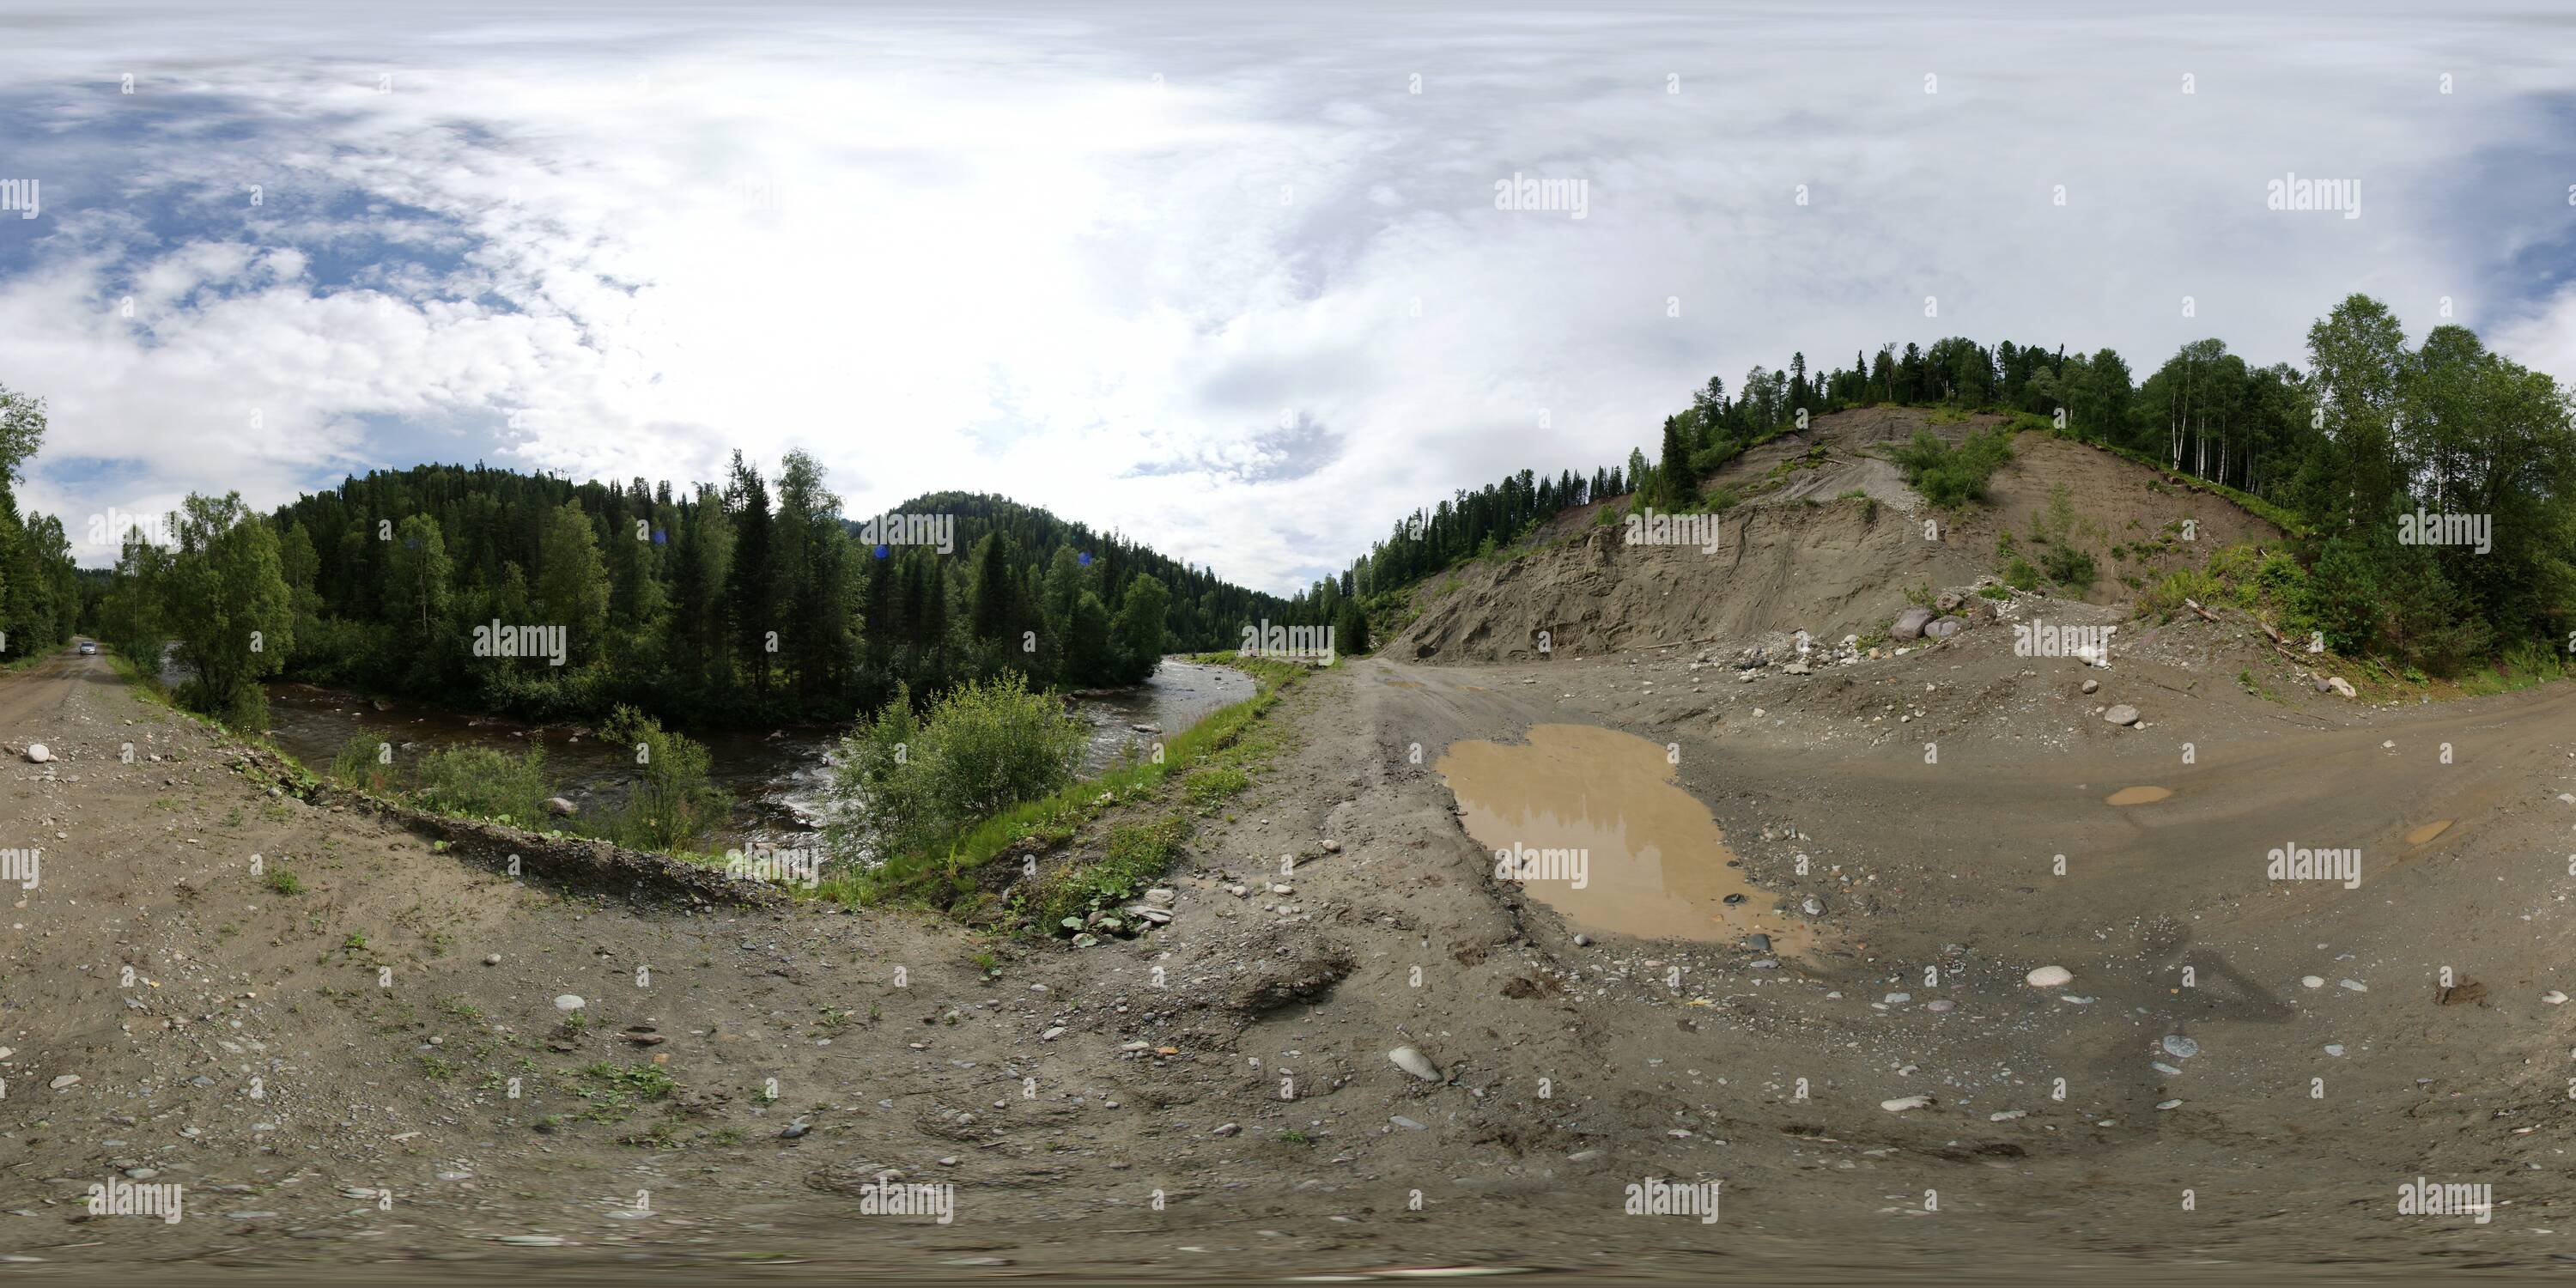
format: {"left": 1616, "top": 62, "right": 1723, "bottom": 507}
{"left": 823, "top": 653, "right": 1318, "bottom": 918}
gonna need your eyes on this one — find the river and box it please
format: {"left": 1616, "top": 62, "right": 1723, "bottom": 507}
{"left": 246, "top": 659, "right": 1255, "bottom": 851}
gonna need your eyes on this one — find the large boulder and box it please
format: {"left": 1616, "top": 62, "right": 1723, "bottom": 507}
{"left": 1892, "top": 607, "right": 1935, "bottom": 641}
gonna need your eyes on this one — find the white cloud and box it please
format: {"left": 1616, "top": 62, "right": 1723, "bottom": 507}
{"left": 2, "top": 1, "right": 2572, "bottom": 589}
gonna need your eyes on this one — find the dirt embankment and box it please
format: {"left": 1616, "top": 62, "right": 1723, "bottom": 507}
{"left": 1391, "top": 408, "right": 2283, "bottom": 664}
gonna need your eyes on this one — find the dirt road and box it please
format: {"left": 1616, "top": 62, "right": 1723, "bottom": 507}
{"left": 3, "top": 628, "right": 2573, "bottom": 1283}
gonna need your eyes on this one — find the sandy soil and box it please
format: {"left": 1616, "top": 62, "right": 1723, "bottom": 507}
{"left": 3, "top": 608, "right": 2575, "bottom": 1284}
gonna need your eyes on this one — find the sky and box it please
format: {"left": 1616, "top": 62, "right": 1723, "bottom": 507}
{"left": 2, "top": 0, "right": 2573, "bottom": 592}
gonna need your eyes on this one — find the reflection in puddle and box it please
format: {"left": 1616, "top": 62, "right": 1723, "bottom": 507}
{"left": 2105, "top": 786, "right": 2174, "bottom": 806}
{"left": 1436, "top": 724, "right": 1810, "bottom": 951}
{"left": 2405, "top": 820, "right": 2452, "bottom": 845}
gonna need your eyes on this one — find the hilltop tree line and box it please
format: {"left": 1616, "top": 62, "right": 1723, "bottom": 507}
{"left": 0, "top": 386, "right": 80, "bottom": 662}
{"left": 1302, "top": 295, "right": 2572, "bottom": 677}
{"left": 88, "top": 454, "right": 1300, "bottom": 730}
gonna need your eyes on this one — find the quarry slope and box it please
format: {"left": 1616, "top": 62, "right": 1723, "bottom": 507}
{"left": 1392, "top": 407, "right": 2284, "bottom": 663}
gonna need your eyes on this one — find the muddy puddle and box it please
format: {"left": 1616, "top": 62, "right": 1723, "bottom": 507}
{"left": 1436, "top": 723, "right": 1811, "bottom": 952}
{"left": 2105, "top": 786, "right": 2174, "bottom": 805}
{"left": 2404, "top": 819, "right": 2453, "bottom": 845}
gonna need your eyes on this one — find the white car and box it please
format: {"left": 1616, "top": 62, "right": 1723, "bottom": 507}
{"left": 77, "top": 641, "right": 97, "bottom": 655}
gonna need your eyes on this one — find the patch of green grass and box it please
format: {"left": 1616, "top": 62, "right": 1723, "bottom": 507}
{"left": 1183, "top": 764, "right": 1250, "bottom": 807}
{"left": 567, "top": 1061, "right": 678, "bottom": 1123}
{"left": 262, "top": 867, "right": 303, "bottom": 896}
{"left": 1018, "top": 812, "right": 1190, "bottom": 933}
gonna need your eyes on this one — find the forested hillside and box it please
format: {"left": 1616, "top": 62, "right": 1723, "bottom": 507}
{"left": 92, "top": 453, "right": 1297, "bottom": 728}
{"left": 1304, "top": 295, "right": 2573, "bottom": 677}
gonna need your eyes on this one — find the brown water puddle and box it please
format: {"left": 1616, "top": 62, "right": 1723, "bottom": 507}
{"left": 2105, "top": 786, "right": 2174, "bottom": 806}
{"left": 1435, "top": 724, "right": 1811, "bottom": 952}
{"left": 2405, "top": 820, "right": 2453, "bottom": 845}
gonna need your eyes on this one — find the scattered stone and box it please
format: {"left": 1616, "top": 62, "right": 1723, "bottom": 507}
{"left": 2026, "top": 965, "right": 2074, "bottom": 988}
{"left": 2300, "top": 975, "right": 2324, "bottom": 989}
{"left": 2103, "top": 704, "right": 2140, "bottom": 726}
{"left": 2155, "top": 1099, "right": 2183, "bottom": 1111}
{"left": 1388, "top": 1046, "right": 1443, "bottom": 1083}
{"left": 1571, "top": 934, "right": 1592, "bottom": 948}
{"left": 544, "top": 796, "right": 577, "bottom": 817}
{"left": 1922, "top": 616, "right": 1965, "bottom": 640}
{"left": 2323, "top": 676, "right": 2356, "bottom": 699}
{"left": 47, "top": 1075, "right": 78, "bottom": 1091}
{"left": 2324, "top": 1044, "right": 2345, "bottom": 1057}
{"left": 21, "top": 744, "right": 47, "bottom": 764}
{"left": 2546, "top": 991, "right": 2569, "bottom": 1005}
{"left": 1988, "top": 1109, "right": 2026, "bottom": 1122}
{"left": 1892, "top": 607, "right": 1935, "bottom": 641}
{"left": 1924, "top": 999, "right": 1954, "bottom": 1013}
{"left": 2160, "top": 1035, "right": 2199, "bottom": 1060}
{"left": 1880, "top": 1095, "right": 1935, "bottom": 1112}
{"left": 2338, "top": 979, "right": 2368, "bottom": 993}
{"left": 2081, "top": 678, "right": 2099, "bottom": 695}
{"left": 1389, "top": 1115, "right": 1425, "bottom": 1131}
{"left": 483, "top": 954, "right": 501, "bottom": 966}
{"left": 779, "top": 1121, "right": 811, "bottom": 1139}
{"left": 1212, "top": 1122, "right": 1241, "bottom": 1138}
{"left": 554, "top": 994, "right": 586, "bottom": 1012}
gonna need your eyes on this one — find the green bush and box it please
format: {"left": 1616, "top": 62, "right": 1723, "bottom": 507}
{"left": 830, "top": 674, "right": 1088, "bottom": 860}
{"left": 600, "top": 706, "right": 728, "bottom": 851}
{"left": 1891, "top": 427, "right": 2015, "bottom": 507}
{"left": 2002, "top": 556, "right": 2041, "bottom": 592}
{"left": 413, "top": 744, "right": 551, "bottom": 826}
{"left": 329, "top": 734, "right": 399, "bottom": 795}
{"left": 2038, "top": 544, "right": 2097, "bottom": 594}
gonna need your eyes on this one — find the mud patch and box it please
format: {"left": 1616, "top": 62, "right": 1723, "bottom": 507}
{"left": 2405, "top": 819, "right": 2453, "bottom": 845}
{"left": 2105, "top": 786, "right": 2174, "bottom": 806}
{"left": 1436, "top": 724, "right": 1811, "bottom": 951}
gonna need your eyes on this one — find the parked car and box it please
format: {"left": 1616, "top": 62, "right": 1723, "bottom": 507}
{"left": 77, "top": 641, "right": 97, "bottom": 655}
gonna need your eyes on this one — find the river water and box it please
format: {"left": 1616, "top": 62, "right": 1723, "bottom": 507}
{"left": 249, "top": 659, "right": 1254, "bottom": 851}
